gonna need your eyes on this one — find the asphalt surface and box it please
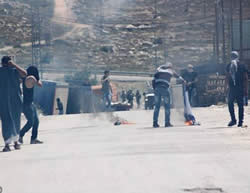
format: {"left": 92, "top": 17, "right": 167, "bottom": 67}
{"left": 1, "top": 106, "right": 250, "bottom": 193}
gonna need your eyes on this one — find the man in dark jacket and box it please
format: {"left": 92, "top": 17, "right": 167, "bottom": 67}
{"left": 0, "top": 56, "right": 27, "bottom": 152}
{"left": 226, "top": 51, "right": 248, "bottom": 127}
{"left": 152, "top": 63, "right": 185, "bottom": 128}
{"left": 127, "top": 90, "right": 134, "bottom": 108}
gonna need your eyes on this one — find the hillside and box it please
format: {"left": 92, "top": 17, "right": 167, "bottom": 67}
{"left": 51, "top": 0, "right": 250, "bottom": 72}
{"left": 58, "top": 0, "right": 217, "bottom": 71}
{"left": 0, "top": 0, "right": 53, "bottom": 66}
{"left": 0, "top": 0, "right": 250, "bottom": 72}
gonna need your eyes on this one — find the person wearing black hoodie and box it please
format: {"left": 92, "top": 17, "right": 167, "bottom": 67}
{"left": 19, "top": 66, "right": 43, "bottom": 144}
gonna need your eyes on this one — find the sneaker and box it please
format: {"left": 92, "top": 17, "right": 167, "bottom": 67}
{"left": 14, "top": 142, "right": 21, "bottom": 150}
{"left": 19, "top": 136, "right": 23, "bottom": 144}
{"left": 228, "top": 120, "right": 237, "bottom": 127}
{"left": 2, "top": 144, "right": 11, "bottom": 152}
{"left": 165, "top": 122, "right": 173, "bottom": 127}
{"left": 31, "top": 139, "right": 43, "bottom": 144}
{"left": 153, "top": 122, "right": 160, "bottom": 128}
{"left": 238, "top": 122, "right": 243, "bottom": 127}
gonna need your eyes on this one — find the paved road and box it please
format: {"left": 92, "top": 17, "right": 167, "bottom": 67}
{"left": 1, "top": 107, "right": 250, "bottom": 193}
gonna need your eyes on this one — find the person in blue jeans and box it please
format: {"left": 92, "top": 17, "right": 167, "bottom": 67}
{"left": 152, "top": 63, "right": 185, "bottom": 128}
{"left": 19, "top": 66, "right": 43, "bottom": 144}
{"left": 226, "top": 51, "right": 248, "bottom": 127}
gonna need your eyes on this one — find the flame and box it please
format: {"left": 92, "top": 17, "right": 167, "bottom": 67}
{"left": 121, "top": 121, "right": 135, "bottom": 125}
{"left": 185, "top": 121, "right": 193, "bottom": 126}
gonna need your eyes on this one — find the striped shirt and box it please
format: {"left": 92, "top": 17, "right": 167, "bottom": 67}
{"left": 152, "top": 68, "right": 182, "bottom": 89}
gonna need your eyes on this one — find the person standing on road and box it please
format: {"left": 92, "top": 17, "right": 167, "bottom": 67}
{"left": 56, "top": 98, "right": 64, "bottom": 115}
{"left": 136, "top": 90, "right": 142, "bottom": 109}
{"left": 19, "top": 66, "right": 43, "bottom": 144}
{"left": 101, "top": 70, "right": 112, "bottom": 109}
{"left": 121, "top": 90, "right": 127, "bottom": 103}
{"left": 0, "top": 56, "right": 27, "bottom": 152}
{"left": 226, "top": 51, "right": 248, "bottom": 127}
{"left": 152, "top": 63, "right": 185, "bottom": 128}
{"left": 181, "top": 64, "right": 198, "bottom": 106}
{"left": 127, "top": 90, "right": 134, "bottom": 108}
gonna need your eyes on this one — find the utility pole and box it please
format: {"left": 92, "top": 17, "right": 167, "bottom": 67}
{"left": 215, "top": 0, "right": 220, "bottom": 68}
{"left": 163, "top": 0, "right": 168, "bottom": 65}
{"left": 31, "top": 3, "right": 42, "bottom": 77}
{"left": 98, "top": 0, "right": 104, "bottom": 75}
{"left": 221, "top": 0, "right": 226, "bottom": 65}
{"left": 203, "top": 0, "right": 207, "bottom": 17}
{"left": 230, "top": 0, "right": 234, "bottom": 51}
{"left": 213, "top": 33, "right": 216, "bottom": 60}
{"left": 186, "top": 0, "right": 189, "bottom": 13}
{"left": 153, "top": 0, "right": 158, "bottom": 68}
{"left": 239, "top": 0, "right": 243, "bottom": 60}
{"left": 215, "top": 0, "right": 226, "bottom": 72}
{"left": 99, "top": 0, "right": 104, "bottom": 36}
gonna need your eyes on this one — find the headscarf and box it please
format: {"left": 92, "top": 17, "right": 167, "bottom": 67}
{"left": 230, "top": 51, "right": 239, "bottom": 86}
{"left": 157, "top": 63, "right": 174, "bottom": 75}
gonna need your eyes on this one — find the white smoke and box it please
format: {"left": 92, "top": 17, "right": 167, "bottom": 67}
{"left": 102, "top": 0, "right": 129, "bottom": 17}
{"left": 54, "top": 0, "right": 75, "bottom": 20}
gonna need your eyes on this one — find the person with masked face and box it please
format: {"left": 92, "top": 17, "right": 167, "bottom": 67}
{"left": 226, "top": 51, "right": 248, "bottom": 127}
{"left": 0, "top": 56, "right": 27, "bottom": 152}
{"left": 181, "top": 64, "right": 198, "bottom": 106}
{"left": 152, "top": 63, "right": 185, "bottom": 128}
{"left": 19, "top": 66, "right": 43, "bottom": 144}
